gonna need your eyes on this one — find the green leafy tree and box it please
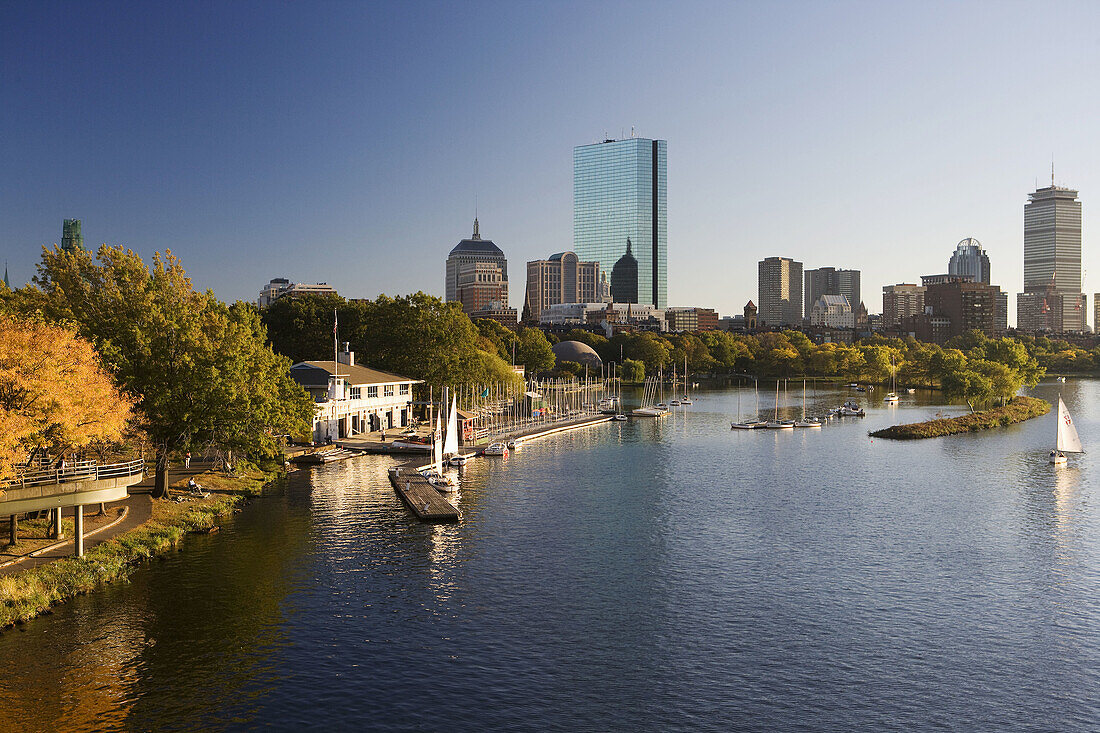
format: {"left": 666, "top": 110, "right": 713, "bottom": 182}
{"left": 12, "top": 245, "right": 315, "bottom": 494}
{"left": 620, "top": 358, "right": 645, "bottom": 383}
{"left": 515, "top": 327, "right": 556, "bottom": 374}
{"left": 260, "top": 293, "right": 359, "bottom": 363}
{"left": 474, "top": 318, "right": 517, "bottom": 361}
{"left": 356, "top": 293, "right": 520, "bottom": 391}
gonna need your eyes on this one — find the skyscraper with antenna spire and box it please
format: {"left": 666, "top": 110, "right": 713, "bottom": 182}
{"left": 1017, "top": 175, "right": 1086, "bottom": 332}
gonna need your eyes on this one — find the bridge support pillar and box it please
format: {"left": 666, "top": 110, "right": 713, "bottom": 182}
{"left": 52, "top": 507, "right": 63, "bottom": 540}
{"left": 74, "top": 506, "right": 84, "bottom": 557}
{"left": 8, "top": 515, "right": 16, "bottom": 546}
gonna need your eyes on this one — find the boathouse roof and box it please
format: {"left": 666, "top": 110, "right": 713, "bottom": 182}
{"left": 290, "top": 361, "right": 422, "bottom": 388}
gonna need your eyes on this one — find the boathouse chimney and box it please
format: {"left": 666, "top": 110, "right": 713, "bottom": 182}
{"left": 338, "top": 342, "right": 354, "bottom": 366}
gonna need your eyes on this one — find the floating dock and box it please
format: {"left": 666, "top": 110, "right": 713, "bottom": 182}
{"left": 387, "top": 468, "right": 460, "bottom": 523}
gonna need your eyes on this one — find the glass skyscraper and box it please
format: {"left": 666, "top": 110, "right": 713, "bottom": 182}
{"left": 573, "top": 138, "right": 667, "bottom": 308}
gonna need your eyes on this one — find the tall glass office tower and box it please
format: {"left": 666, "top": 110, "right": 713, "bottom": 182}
{"left": 573, "top": 138, "right": 667, "bottom": 307}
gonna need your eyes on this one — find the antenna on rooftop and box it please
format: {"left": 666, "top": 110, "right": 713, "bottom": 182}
{"left": 1051, "top": 156, "right": 1055, "bottom": 187}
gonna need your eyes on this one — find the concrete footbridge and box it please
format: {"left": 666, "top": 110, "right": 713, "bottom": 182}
{"left": 1, "top": 459, "right": 145, "bottom": 556}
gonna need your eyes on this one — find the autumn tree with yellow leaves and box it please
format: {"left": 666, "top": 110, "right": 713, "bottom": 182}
{"left": 0, "top": 316, "right": 134, "bottom": 484}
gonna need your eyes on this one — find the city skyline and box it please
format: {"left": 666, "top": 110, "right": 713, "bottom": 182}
{"left": 2, "top": 2, "right": 1099, "bottom": 324}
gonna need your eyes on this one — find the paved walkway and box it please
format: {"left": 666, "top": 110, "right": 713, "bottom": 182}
{"left": 0, "top": 460, "right": 214, "bottom": 577}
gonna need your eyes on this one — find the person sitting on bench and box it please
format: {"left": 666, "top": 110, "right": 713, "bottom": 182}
{"left": 188, "top": 477, "right": 208, "bottom": 496}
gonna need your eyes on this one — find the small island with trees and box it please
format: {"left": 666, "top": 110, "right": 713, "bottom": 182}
{"left": 870, "top": 396, "right": 1050, "bottom": 440}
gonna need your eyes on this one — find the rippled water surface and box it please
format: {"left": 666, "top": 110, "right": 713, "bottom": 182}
{"left": 0, "top": 380, "right": 1098, "bottom": 731}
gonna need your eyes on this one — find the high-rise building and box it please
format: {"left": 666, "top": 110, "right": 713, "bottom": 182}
{"left": 803, "top": 267, "right": 860, "bottom": 317}
{"left": 574, "top": 137, "right": 667, "bottom": 307}
{"left": 948, "top": 237, "right": 991, "bottom": 284}
{"left": 1095, "top": 294, "right": 1100, "bottom": 333}
{"left": 1017, "top": 284, "right": 1084, "bottom": 334}
{"left": 1018, "top": 182, "right": 1086, "bottom": 331}
{"left": 445, "top": 218, "right": 516, "bottom": 326}
{"left": 919, "top": 277, "right": 1007, "bottom": 342}
{"left": 61, "top": 219, "right": 84, "bottom": 252}
{"left": 758, "top": 256, "right": 803, "bottom": 326}
{"left": 524, "top": 251, "right": 601, "bottom": 322}
{"left": 446, "top": 217, "right": 509, "bottom": 302}
{"left": 882, "top": 284, "right": 926, "bottom": 327}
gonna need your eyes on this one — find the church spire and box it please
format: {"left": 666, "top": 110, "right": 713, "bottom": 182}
{"left": 3, "top": 261, "right": 9, "bottom": 289}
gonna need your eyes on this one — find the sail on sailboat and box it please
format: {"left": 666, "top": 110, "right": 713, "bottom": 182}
{"left": 424, "top": 400, "right": 458, "bottom": 490}
{"left": 445, "top": 394, "right": 469, "bottom": 466}
{"left": 1050, "top": 396, "right": 1083, "bottom": 465}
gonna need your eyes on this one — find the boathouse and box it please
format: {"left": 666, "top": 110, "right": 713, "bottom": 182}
{"left": 290, "top": 346, "right": 421, "bottom": 443}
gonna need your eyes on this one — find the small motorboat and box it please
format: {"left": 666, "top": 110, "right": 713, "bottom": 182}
{"left": 1057, "top": 376, "right": 1066, "bottom": 383}
{"left": 507, "top": 439, "right": 521, "bottom": 451}
{"left": 613, "top": 414, "right": 628, "bottom": 421}
{"left": 483, "top": 443, "right": 509, "bottom": 457}
{"left": 449, "top": 454, "right": 470, "bottom": 466}
{"left": 422, "top": 469, "right": 459, "bottom": 492}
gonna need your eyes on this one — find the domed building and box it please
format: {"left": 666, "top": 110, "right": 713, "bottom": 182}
{"left": 551, "top": 340, "right": 603, "bottom": 369}
{"left": 948, "top": 237, "right": 991, "bottom": 284}
{"left": 609, "top": 239, "right": 638, "bottom": 304}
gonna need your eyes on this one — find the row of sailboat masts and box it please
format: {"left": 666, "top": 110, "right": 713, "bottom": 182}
{"left": 441, "top": 378, "right": 609, "bottom": 441}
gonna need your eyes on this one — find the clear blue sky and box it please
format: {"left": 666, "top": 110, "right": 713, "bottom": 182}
{"left": 3, "top": 1, "right": 1098, "bottom": 322}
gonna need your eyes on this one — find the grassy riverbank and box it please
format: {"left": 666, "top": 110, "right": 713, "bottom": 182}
{"left": 870, "top": 396, "right": 1050, "bottom": 440}
{"left": 0, "top": 465, "right": 278, "bottom": 631}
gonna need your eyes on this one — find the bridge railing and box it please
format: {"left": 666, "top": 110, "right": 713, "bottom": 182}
{"left": 6, "top": 458, "right": 145, "bottom": 489}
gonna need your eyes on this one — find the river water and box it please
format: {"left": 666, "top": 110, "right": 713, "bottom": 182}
{"left": 0, "top": 379, "right": 1097, "bottom": 731}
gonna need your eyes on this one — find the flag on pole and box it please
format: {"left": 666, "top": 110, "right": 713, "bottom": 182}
{"left": 333, "top": 309, "right": 338, "bottom": 335}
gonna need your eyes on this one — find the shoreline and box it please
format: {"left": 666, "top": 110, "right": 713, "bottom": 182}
{"left": 0, "top": 465, "right": 280, "bottom": 632}
{"left": 869, "top": 396, "right": 1051, "bottom": 440}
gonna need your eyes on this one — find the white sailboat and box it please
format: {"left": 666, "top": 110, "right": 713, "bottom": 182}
{"left": 766, "top": 380, "right": 794, "bottom": 429}
{"left": 424, "top": 403, "right": 458, "bottom": 491}
{"left": 731, "top": 381, "right": 761, "bottom": 429}
{"left": 680, "top": 356, "right": 693, "bottom": 404}
{"left": 794, "top": 379, "right": 821, "bottom": 427}
{"left": 633, "top": 375, "right": 665, "bottom": 417}
{"left": 445, "top": 394, "right": 469, "bottom": 466}
{"left": 1050, "top": 396, "right": 1083, "bottom": 465}
{"left": 883, "top": 356, "right": 899, "bottom": 403}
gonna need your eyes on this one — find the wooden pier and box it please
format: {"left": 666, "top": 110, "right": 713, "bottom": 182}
{"left": 387, "top": 468, "right": 460, "bottom": 523}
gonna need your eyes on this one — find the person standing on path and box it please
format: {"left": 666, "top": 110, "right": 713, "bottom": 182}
{"left": 184, "top": 451, "right": 191, "bottom": 469}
